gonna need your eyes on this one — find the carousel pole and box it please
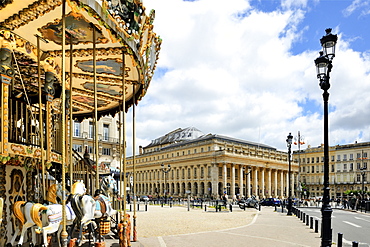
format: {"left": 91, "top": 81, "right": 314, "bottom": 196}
{"left": 119, "top": 50, "right": 128, "bottom": 247}
{"left": 132, "top": 83, "right": 137, "bottom": 242}
{"left": 92, "top": 24, "right": 99, "bottom": 193}
{"left": 36, "top": 35, "right": 46, "bottom": 202}
{"left": 92, "top": 24, "right": 103, "bottom": 244}
{"left": 69, "top": 36, "right": 73, "bottom": 187}
{"left": 60, "top": 0, "right": 68, "bottom": 245}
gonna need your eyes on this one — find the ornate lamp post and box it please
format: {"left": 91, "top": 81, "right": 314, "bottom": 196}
{"left": 360, "top": 167, "right": 366, "bottom": 201}
{"left": 286, "top": 133, "right": 293, "bottom": 215}
{"left": 161, "top": 163, "right": 171, "bottom": 202}
{"left": 314, "top": 28, "right": 338, "bottom": 247}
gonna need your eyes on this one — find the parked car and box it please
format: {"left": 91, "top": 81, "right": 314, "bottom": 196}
{"left": 239, "top": 196, "right": 259, "bottom": 209}
{"left": 140, "top": 195, "right": 149, "bottom": 202}
{"left": 260, "top": 198, "right": 281, "bottom": 206}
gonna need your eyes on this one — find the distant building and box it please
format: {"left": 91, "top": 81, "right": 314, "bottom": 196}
{"left": 72, "top": 116, "right": 120, "bottom": 173}
{"left": 126, "top": 127, "right": 298, "bottom": 200}
{"left": 293, "top": 142, "right": 369, "bottom": 199}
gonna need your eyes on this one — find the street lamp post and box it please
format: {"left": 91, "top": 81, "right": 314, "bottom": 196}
{"left": 286, "top": 133, "right": 293, "bottom": 216}
{"left": 243, "top": 166, "right": 252, "bottom": 198}
{"left": 360, "top": 167, "right": 366, "bottom": 201}
{"left": 314, "top": 28, "right": 338, "bottom": 247}
{"left": 161, "top": 163, "right": 171, "bottom": 203}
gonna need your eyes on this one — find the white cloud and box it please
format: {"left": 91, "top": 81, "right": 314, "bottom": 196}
{"left": 122, "top": 0, "right": 370, "bottom": 156}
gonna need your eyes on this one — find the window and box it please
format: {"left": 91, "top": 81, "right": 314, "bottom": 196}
{"left": 350, "top": 154, "right": 354, "bottom": 160}
{"left": 331, "top": 165, "right": 334, "bottom": 172}
{"left": 87, "top": 145, "right": 94, "bottom": 153}
{"left": 357, "top": 153, "right": 361, "bottom": 159}
{"left": 364, "top": 162, "right": 368, "bottom": 169}
{"left": 201, "top": 148, "right": 204, "bottom": 152}
{"left": 337, "top": 155, "right": 341, "bottom": 161}
{"left": 74, "top": 121, "right": 81, "bottom": 137}
{"left": 316, "top": 157, "right": 319, "bottom": 163}
{"left": 302, "top": 166, "right": 306, "bottom": 173}
{"left": 103, "top": 124, "right": 109, "bottom": 141}
{"left": 188, "top": 168, "right": 191, "bottom": 178}
{"left": 102, "top": 148, "right": 111, "bottom": 155}
{"left": 194, "top": 149, "right": 197, "bottom": 154}
{"left": 364, "top": 152, "right": 368, "bottom": 158}
{"left": 311, "top": 157, "right": 315, "bottom": 163}
{"left": 73, "top": 144, "right": 82, "bottom": 152}
{"left": 89, "top": 121, "right": 94, "bottom": 138}
{"left": 343, "top": 154, "right": 347, "bottom": 161}
{"left": 312, "top": 166, "right": 314, "bottom": 173}
{"left": 201, "top": 167, "right": 204, "bottom": 178}
{"left": 331, "top": 156, "right": 334, "bottom": 161}
{"left": 350, "top": 163, "right": 354, "bottom": 171}
{"left": 357, "top": 174, "right": 361, "bottom": 182}
{"left": 343, "top": 164, "right": 347, "bottom": 171}
{"left": 357, "top": 163, "right": 361, "bottom": 170}
{"left": 337, "top": 164, "right": 341, "bottom": 172}
{"left": 194, "top": 168, "right": 197, "bottom": 178}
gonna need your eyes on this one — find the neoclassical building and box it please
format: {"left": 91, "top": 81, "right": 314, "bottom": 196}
{"left": 126, "top": 127, "right": 298, "bottom": 200}
{"left": 295, "top": 141, "right": 369, "bottom": 199}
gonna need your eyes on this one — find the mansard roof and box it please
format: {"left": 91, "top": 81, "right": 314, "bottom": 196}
{"left": 144, "top": 127, "right": 276, "bottom": 151}
{"left": 145, "top": 127, "right": 204, "bottom": 148}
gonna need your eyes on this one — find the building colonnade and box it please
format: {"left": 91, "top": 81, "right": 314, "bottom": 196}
{"left": 132, "top": 162, "right": 297, "bottom": 200}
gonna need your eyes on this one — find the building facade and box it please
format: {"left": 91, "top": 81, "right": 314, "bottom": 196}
{"left": 126, "top": 127, "right": 298, "bottom": 200}
{"left": 294, "top": 142, "right": 369, "bottom": 199}
{"left": 72, "top": 116, "right": 121, "bottom": 173}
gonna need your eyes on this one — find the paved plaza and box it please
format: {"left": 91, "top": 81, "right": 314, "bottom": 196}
{"left": 96, "top": 204, "right": 321, "bottom": 247}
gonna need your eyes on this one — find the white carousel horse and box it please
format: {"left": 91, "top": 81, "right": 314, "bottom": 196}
{"left": 69, "top": 181, "right": 97, "bottom": 246}
{"left": 46, "top": 184, "right": 76, "bottom": 246}
{"left": 100, "top": 174, "right": 118, "bottom": 199}
{"left": 9, "top": 201, "right": 67, "bottom": 247}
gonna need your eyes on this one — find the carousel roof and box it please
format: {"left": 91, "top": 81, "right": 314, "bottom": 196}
{"left": 0, "top": 0, "right": 161, "bottom": 120}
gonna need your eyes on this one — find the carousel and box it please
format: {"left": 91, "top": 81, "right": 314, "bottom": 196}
{"left": 0, "top": 0, "right": 161, "bottom": 246}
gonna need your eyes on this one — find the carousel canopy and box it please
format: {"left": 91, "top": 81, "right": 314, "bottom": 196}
{"left": 0, "top": 0, "right": 161, "bottom": 120}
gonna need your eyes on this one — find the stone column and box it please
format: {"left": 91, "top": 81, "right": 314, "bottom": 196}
{"left": 247, "top": 167, "right": 251, "bottom": 197}
{"left": 231, "top": 164, "right": 235, "bottom": 199}
{"left": 261, "top": 168, "right": 265, "bottom": 198}
{"left": 286, "top": 171, "right": 289, "bottom": 199}
{"left": 239, "top": 165, "right": 244, "bottom": 198}
{"left": 267, "top": 169, "right": 271, "bottom": 197}
{"left": 211, "top": 164, "right": 218, "bottom": 198}
{"left": 274, "top": 170, "right": 278, "bottom": 197}
{"left": 280, "top": 170, "right": 284, "bottom": 198}
{"left": 254, "top": 168, "right": 258, "bottom": 196}
{"left": 223, "top": 163, "right": 227, "bottom": 194}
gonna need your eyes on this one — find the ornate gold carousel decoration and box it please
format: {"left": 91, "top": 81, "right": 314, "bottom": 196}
{"left": 0, "top": 0, "right": 161, "bottom": 246}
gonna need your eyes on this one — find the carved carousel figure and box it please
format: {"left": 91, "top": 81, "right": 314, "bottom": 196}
{"left": 0, "top": 0, "right": 161, "bottom": 246}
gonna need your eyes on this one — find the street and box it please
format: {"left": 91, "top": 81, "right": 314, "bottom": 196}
{"left": 298, "top": 207, "right": 370, "bottom": 247}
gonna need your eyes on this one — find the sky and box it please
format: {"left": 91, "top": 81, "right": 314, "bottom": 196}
{"left": 124, "top": 0, "right": 370, "bottom": 155}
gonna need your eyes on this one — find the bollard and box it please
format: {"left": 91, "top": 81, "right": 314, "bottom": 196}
{"left": 303, "top": 213, "right": 305, "bottom": 223}
{"left": 130, "top": 204, "right": 132, "bottom": 212}
{"left": 306, "top": 215, "right": 309, "bottom": 226}
{"left": 259, "top": 204, "right": 261, "bottom": 211}
{"left": 338, "top": 233, "right": 343, "bottom": 247}
{"left": 137, "top": 203, "right": 140, "bottom": 211}
{"left": 205, "top": 205, "right": 207, "bottom": 212}
{"left": 310, "top": 217, "right": 313, "bottom": 229}
{"left": 145, "top": 204, "right": 147, "bottom": 211}
{"left": 314, "top": 219, "right": 318, "bottom": 233}
{"left": 229, "top": 204, "right": 232, "bottom": 212}
{"left": 216, "top": 201, "right": 218, "bottom": 212}
{"left": 352, "top": 241, "right": 358, "bottom": 247}
{"left": 275, "top": 205, "right": 277, "bottom": 211}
